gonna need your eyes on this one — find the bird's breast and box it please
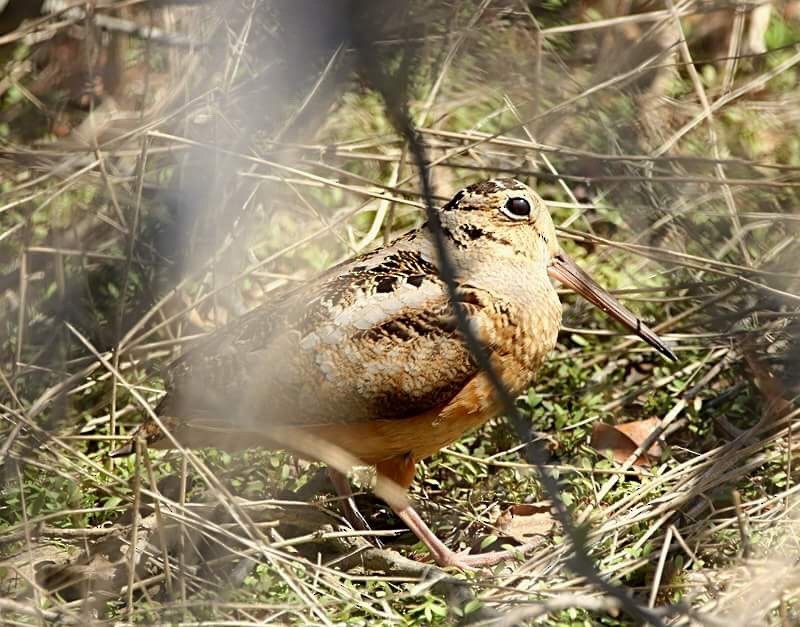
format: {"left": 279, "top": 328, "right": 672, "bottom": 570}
{"left": 482, "top": 275, "right": 563, "bottom": 397}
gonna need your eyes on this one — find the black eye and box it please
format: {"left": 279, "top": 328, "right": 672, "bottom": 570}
{"left": 502, "top": 197, "right": 531, "bottom": 219}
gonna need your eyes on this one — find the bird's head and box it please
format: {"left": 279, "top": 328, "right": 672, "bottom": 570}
{"left": 438, "top": 178, "right": 676, "bottom": 361}
{"left": 438, "top": 178, "right": 558, "bottom": 262}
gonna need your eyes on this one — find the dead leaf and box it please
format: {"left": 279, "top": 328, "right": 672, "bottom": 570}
{"left": 590, "top": 417, "right": 663, "bottom": 467}
{"left": 742, "top": 348, "right": 793, "bottom": 420}
{"left": 494, "top": 504, "right": 555, "bottom": 544}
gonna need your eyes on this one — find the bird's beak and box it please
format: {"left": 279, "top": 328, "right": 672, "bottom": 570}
{"left": 109, "top": 440, "right": 135, "bottom": 457}
{"left": 548, "top": 252, "right": 676, "bottom": 361}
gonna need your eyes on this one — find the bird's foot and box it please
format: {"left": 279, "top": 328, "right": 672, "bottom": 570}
{"left": 433, "top": 542, "right": 535, "bottom": 570}
{"left": 394, "top": 504, "right": 537, "bottom": 571}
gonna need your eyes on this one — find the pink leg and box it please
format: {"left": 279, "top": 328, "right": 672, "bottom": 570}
{"left": 327, "top": 468, "right": 374, "bottom": 536}
{"left": 394, "top": 504, "right": 534, "bottom": 569}
{"left": 377, "top": 454, "right": 535, "bottom": 569}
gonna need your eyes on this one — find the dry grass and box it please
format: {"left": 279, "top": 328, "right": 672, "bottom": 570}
{"left": 1, "top": 0, "right": 800, "bottom": 624}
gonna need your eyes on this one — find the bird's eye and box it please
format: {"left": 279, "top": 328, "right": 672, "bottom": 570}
{"left": 502, "top": 197, "right": 531, "bottom": 220}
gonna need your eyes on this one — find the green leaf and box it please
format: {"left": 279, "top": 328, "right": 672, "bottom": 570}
{"left": 430, "top": 602, "right": 447, "bottom": 617}
{"left": 526, "top": 391, "right": 543, "bottom": 408}
{"left": 570, "top": 333, "right": 589, "bottom": 347}
{"left": 104, "top": 496, "right": 122, "bottom": 509}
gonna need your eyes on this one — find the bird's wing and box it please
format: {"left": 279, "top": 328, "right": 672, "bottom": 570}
{"left": 159, "top": 236, "right": 496, "bottom": 428}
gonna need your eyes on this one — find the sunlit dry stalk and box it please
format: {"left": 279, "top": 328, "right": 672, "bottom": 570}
{"left": 2, "top": 0, "right": 799, "bottom": 624}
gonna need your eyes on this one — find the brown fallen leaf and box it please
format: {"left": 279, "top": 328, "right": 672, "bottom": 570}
{"left": 494, "top": 503, "right": 555, "bottom": 545}
{"left": 742, "top": 347, "right": 793, "bottom": 420}
{"left": 590, "top": 417, "right": 664, "bottom": 467}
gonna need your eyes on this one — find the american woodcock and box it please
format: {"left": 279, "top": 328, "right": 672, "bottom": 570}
{"left": 112, "top": 178, "right": 675, "bottom": 569}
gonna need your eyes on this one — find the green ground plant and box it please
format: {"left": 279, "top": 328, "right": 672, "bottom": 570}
{"left": 1, "top": 1, "right": 800, "bottom": 625}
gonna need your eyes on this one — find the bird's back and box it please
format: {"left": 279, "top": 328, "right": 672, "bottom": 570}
{"left": 151, "top": 227, "right": 560, "bottom": 454}
{"left": 117, "top": 179, "right": 567, "bottom": 461}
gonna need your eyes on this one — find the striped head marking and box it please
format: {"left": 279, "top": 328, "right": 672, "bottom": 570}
{"left": 437, "top": 178, "right": 677, "bottom": 361}
{"left": 439, "top": 178, "right": 558, "bottom": 263}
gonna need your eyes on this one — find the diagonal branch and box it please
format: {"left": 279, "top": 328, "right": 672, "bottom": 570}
{"left": 352, "top": 20, "right": 667, "bottom": 627}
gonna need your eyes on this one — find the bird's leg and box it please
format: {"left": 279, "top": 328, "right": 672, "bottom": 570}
{"left": 393, "top": 505, "right": 534, "bottom": 569}
{"left": 326, "top": 467, "right": 379, "bottom": 544}
{"left": 377, "top": 453, "right": 533, "bottom": 570}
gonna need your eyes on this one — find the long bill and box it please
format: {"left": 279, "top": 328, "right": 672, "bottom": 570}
{"left": 548, "top": 252, "right": 676, "bottom": 361}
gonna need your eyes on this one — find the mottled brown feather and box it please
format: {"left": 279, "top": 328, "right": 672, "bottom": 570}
{"left": 122, "top": 178, "right": 564, "bottom": 466}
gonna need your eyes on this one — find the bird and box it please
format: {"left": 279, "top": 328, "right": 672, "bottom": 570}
{"left": 111, "top": 178, "right": 675, "bottom": 569}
